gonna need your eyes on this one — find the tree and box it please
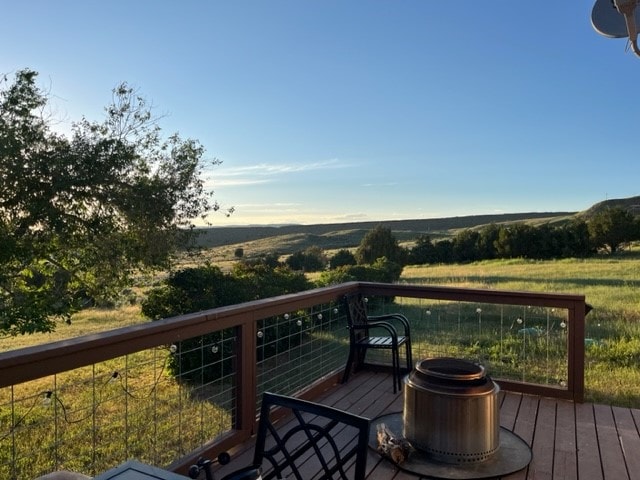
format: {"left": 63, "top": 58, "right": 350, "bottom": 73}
{"left": 355, "top": 225, "right": 404, "bottom": 265}
{"left": 0, "top": 69, "right": 229, "bottom": 335}
{"left": 316, "top": 256, "right": 403, "bottom": 287}
{"left": 408, "top": 234, "right": 437, "bottom": 265}
{"left": 494, "top": 223, "right": 536, "bottom": 258}
{"left": 559, "top": 219, "right": 592, "bottom": 258}
{"left": 285, "top": 246, "right": 327, "bottom": 272}
{"left": 433, "top": 239, "right": 454, "bottom": 263}
{"left": 230, "top": 260, "right": 311, "bottom": 299}
{"left": 476, "top": 224, "right": 500, "bottom": 260}
{"left": 452, "top": 229, "right": 481, "bottom": 263}
{"left": 588, "top": 207, "right": 640, "bottom": 254}
{"left": 329, "top": 249, "right": 357, "bottom": 268}
{"left": 141, "top": 265, "right": 247, "bottom": 320}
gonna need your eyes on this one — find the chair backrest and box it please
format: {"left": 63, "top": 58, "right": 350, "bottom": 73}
{"left": 252, "top": 392, "right": 370, "bottom": 480}
{"left": 344, "top": 294, "right": 370, "bottom": 344}
{"left": 344, "top": 293, "right": 368, "bottom": 327}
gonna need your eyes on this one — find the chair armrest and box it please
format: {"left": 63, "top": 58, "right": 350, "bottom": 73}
{"left": 350, "top": 321, "right": 400, "bottom": 339}
{"left": 368, "top": 313, "right": 411, "bottom": 336}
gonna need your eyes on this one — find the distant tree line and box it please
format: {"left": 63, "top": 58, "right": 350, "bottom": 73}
{"left": 406, "top": 207, "right": 639, "bottom": 264}
{"left": 282, "top": 207, "right": 640, "bottom": 274}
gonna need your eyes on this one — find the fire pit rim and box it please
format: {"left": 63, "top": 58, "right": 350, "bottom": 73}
{"left": 405, "top": 357, "right": 497, "bottom": 397}
{"left": 415, "top": 357, "right": 485, "bottom": 381}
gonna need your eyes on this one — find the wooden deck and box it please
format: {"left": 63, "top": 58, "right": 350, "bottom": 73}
{"left": 213, "top": 371, "right": 640, "bottom": 480}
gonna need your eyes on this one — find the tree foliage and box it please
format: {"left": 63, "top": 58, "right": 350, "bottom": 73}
{"left": 285, "top": 246, "right": 327, "bottom": 272}
{"left": 355, "top": 225, "right": 405, "bottom": 265}
{"left": 141, "top": 265, "right": 246, "bottom": 321}
{"left": 407, "top": 234, "right": 438, "bottom": 264}
{"left": 316, "top": 256, "right": 403, "bottom": 286}
{"left": 329, "top": 248, "right": 357, "bottom": 268}
{"left": 405, "top": 219, "right": 599, "bottom": 265}
{"left": 588, "top": 207, "right": 639, "bottom": 254}
{"left": 0, "top": 69, "right": 228, "bottom": 334}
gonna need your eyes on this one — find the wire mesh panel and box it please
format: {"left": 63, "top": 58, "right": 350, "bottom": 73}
{"left": 373, "top": 296, "right": 571, "bottom": 389}
{"left": 0, "top": 343, "right": 235, "bottom": 479}
{"left": 256, "top": 301, "right": 349, "bottom": 399}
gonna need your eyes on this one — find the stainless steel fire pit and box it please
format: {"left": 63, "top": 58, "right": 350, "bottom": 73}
{"left": 403, "top": 357, "right": 500, "bottom": 464}
{"left": 369, "top": 358, "right": 531, "bottom": 478}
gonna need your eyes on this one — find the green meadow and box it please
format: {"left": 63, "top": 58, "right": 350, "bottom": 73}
{"left": 400, "top": 255, "right": 640, "bottom": 407}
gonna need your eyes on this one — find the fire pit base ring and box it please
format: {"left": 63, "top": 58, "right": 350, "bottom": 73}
{"left": 369, "top": 413, "right": 532, "bottom": 480}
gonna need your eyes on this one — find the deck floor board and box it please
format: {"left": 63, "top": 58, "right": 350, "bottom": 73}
{"left": 213, "top": 372, "right": 640, "bottom": 480}
{"left": 553, "top": 398, "right": 577, "bottom": 480}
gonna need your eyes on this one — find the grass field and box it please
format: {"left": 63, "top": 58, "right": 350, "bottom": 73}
{"left": 3, "top": 253, "right": 639, "bottom": 406}
{"left": 400, "top": 255, "right": 640, "bottom": 407}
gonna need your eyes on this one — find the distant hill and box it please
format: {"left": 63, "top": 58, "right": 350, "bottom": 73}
{"left": 579, "top": 195, "right": 640, "bottom": 218}
{"left": 190, "top": 195, "right": 640, "bottom": 263}
{"left": 195, "top": 211, "right": 575, "bottom": 250}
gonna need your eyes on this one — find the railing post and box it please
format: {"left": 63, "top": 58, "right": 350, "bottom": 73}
{"left": 568, "top": 300, "right": 586, "bottom": 403}
{"left": 235, "top": 319, "right": 258, "bottom": 434}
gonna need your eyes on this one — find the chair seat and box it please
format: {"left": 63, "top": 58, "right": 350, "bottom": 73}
{"left": 356, "top": 336, "right": 407, "bottom": 348}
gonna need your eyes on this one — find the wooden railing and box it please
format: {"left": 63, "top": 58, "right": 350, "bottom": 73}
{"left": 357, "top": 282, "right": 590, "bottom": 403}
{"left": 0, "top": 281, "right": 589, "bottom": 477}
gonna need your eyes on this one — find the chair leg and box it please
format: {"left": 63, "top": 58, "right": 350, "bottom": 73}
{"left": 342, "top": 346, "right": 356, "bottom": 384}
{"left": 391, "top": 345, "right": 399, "bottom": 394}
{"left": 405, "top": 340, "right": 413, "bottom": 372}
{"left": 395, "top": 347, "right": 402, "bottom": 392}
{"left": 356, "top": 347, "right": 367, "bottom": 370}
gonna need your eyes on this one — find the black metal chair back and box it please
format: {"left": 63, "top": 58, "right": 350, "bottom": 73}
{"left": 252, "top": 392, "right": 370, "bottom": 480}
{"left": 345, "top": 293, "right": 370, "bottom": 341}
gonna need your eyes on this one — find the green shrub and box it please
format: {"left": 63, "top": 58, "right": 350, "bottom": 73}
{"left": 329, "top": 249, "right": 357, "bottom": 268}
{"left": 285, "top": 246, "right": 327, "bottom": 272}
{"left": 316, "top": 256, "right": 403, "bottom": 287}
{"left": 142, "top": 263, "right": 312, "bottom": 383}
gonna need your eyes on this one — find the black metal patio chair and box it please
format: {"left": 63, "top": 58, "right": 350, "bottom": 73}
{"left": 222, "top": 392, "right": 370, "bottom": 480}
{"left": 341, "top": 293, "right": 413, "bottom": 393}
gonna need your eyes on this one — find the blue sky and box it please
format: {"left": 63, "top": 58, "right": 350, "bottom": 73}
{"left": 2, "top": 1, "right": 639, "bottom": 226}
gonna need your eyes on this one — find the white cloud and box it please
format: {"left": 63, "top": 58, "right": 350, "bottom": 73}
{"left": 206, "top": 178, "right": 270, "bottom": 187}
{"left": 204, "top": 158, "right": 353, "bottom": 189}
{"left": 361, "top": 182, "right": 399, "bottom": 187}
{"left": 216, "top": 158, "right": 348, "bottom": 177}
